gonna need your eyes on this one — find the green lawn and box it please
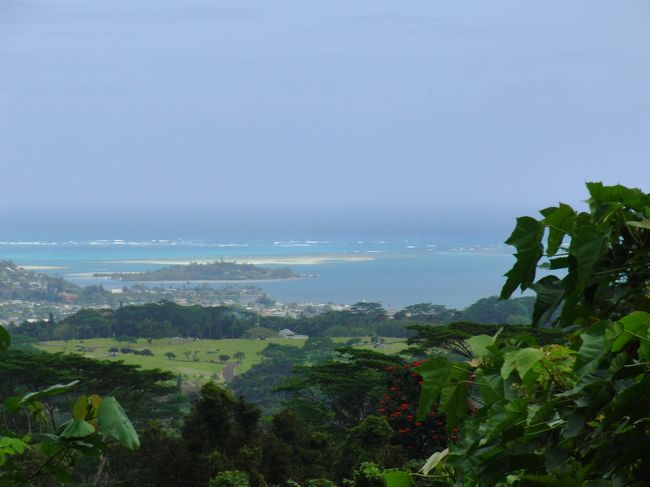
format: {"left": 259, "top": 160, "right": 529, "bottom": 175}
{"left": 35, "top": 337, "right": 407, "bottom": 385}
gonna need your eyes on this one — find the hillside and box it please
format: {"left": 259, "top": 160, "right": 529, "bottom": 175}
{"left": 94, "top": 261, "right": 307, "bottom": 281}
{"left": 0, "top": 260, "right": 81, "bottom": 302}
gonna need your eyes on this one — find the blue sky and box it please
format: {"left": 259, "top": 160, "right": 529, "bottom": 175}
{"left": 1, "top": 0, "right": 648, "bottom": 225}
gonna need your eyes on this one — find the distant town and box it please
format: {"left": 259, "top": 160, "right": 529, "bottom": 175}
{"left": 0, "top": 259, "right": 343, "bottom": 324}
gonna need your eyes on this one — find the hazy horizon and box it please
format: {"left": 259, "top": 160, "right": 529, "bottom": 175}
{"left": 1, "top": 0, "right": 648, "bottom": 218}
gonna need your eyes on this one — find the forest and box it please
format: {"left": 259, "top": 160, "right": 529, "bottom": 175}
{"left": 1, "top": 183, "right": 649, "bottom": 486}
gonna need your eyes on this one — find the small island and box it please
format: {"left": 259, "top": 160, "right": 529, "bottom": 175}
{"left": 93, "top": 261, "right": 310, "bottom": 281}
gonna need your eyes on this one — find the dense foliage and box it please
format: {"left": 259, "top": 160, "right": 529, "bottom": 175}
{"left": 0, "top": 350, "right": 178, "bottom": 427}
{"left": 13, "top": 296, "right": 536, "bottom": 342}
{"left": 406, "top": 183, "right": 650, "bottom": 486}
{"left": 0, "top": 327, "right": 142, "bottom": 485}
{"left": 501, "top": 182, "right": 650, "bottom": 327}
{"left": 412, "top": 311, "right": 650, "bottom": 485}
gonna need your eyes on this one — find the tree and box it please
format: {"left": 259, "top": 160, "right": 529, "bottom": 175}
{"left": 230, "top": 344, "right": 307, "bottom": 414}
{"left": 350, "top": 302, "right": 388, "bottom": 322}
{"left": 181, "top": 383, "right": 262, "bottom": 484}
{"left": 243, "top": 327, "right": 276, "bottom": 339}
{"left": 394, "top": 303, "right": 461, "bottom": 323}
{"left": 165, "top": 351, "right": 177, "bottom": 360}
{"left": 280, "top": 348, "right": 402, "bottom": 432}
{"left": 210, "top": 470, "right": 250, "bottom": 487}
{"left": 0, "top": 348, "right": 177, "bottom": 428}
{"left": 233, "top": 351, "right": 246, "bottom": 362}
{"left": 219, "top": 354, "right": 231, "bottom": 364}
{"left": 109, "top": 346, "right": 119, "bottom": 356}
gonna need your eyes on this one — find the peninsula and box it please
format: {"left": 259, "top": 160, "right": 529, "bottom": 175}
{"left": 93, "top": 261, "right": 308, "bottom": 281}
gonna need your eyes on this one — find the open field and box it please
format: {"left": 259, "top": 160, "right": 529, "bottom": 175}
{"left": 35, "top": 337, "right": 407, "bottom": 385}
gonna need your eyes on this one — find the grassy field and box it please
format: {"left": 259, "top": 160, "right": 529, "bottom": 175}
{"left": 36, "top": 337, "right": 407, "bottom": 385}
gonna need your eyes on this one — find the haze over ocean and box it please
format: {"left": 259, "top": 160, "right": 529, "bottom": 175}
{"left": 1, "top": 210, "right": 520, "bottom": 309}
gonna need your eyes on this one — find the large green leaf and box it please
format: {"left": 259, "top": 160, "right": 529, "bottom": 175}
{"left": 478, "top": 399, "right": 527, "bottom": 446}
{"left": 626, "top": 219, "right": 650, "bottom": 230}
{"left": 97, "top": 396, "right": 139, "bottom": 449}
{"left": 382, "top": 470, "right": 412, "bottom": 487}
{"left": 466, "top": 334, "right": 495, "bottom": 359}
{"left": 541, "top": 203, "right": 575, "bottom": 255}
{"left": 525, "top": 398, "right": 561, "bottom": 437}
{"left": 4, "top": 396, "right": 26, "bottom": 414}
{"left": 575, "top": 321, "right": 609, "bottom": 376}
{"left": 570, "top": 225, "right": 609, "bottom": 291}
{"left": 60, "top": 419, "right": 96, "bottom": 439}
{"left": 501, "top": 261, "right": 524, "bottom": 300}
{"left": 610, "top": 312, "right": 650, "bottom": 352}
{"left": 501, "top": 348, "right": 544, "bottom": 380}
{"left": 0, "top": 325, "right": 10, "bottom": 353}
{"left": 500, "top": 217, "right": 545, "bottom": 298}
{"left": 587, "top": 182, "right": 648, "bottom": 211}
{"left": 420, "top": 448, "right": 449, "bottom": 475}
{"left": 19, "top": 381, "right": 80, "bottom": 406}
{"left": 73, "top": 395, "right": 90, "bottom": 420}
{"left": 602, "top": 377, "right": 650, "bottom": 427}
{"left": 415, "top": 357, "right": 452, "bottom": 421}
{"left": 479, "top": 373, "right": 503, "bottom": 406}
{"left": 439, "top": 365, "right": 470, "bottom": 428}
{"left": 531, "top": 276, "right": 564, "bottom": 327}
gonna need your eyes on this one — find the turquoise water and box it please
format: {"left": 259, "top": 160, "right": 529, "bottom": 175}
{"left": 0, "top": 237, "right": 515, "bottom": 309}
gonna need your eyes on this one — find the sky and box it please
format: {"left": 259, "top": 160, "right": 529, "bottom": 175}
{"left": 0, "top": 0, "right": 649, "bottom": 231}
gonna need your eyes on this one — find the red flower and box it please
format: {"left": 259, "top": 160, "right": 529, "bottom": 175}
{"left": 400, "top": 403, "right": 409, "bottom": 410}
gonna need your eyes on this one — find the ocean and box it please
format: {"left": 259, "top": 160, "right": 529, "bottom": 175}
{"left": 0, "top": 236, "right": 516, "bottom": 310}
